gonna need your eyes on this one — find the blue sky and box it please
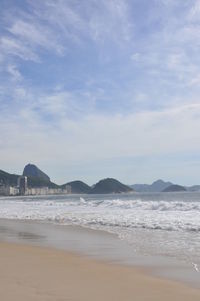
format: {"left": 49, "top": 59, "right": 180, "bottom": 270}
{"left": 1, "top": 0, "right": 200, "bottom": 185}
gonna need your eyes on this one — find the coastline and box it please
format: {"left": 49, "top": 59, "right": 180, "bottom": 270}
{"left": 1, "top": 241, "right": 200, "bottom": 301}
{"left": 0, "top": 218, "right": 200, "bottom": 290}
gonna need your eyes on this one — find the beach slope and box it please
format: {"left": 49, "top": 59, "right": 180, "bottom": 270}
{"left": 0, "top": 242, "right": 200, "bottom": 301}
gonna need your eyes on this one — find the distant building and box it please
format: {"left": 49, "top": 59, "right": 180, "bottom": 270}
{"left": 27, "top": 187, "right": 49, "bottom": 195}
{"left": 9, "top": 186, "right": 19, "bottom": 195}
{"left": 18, "top": 176, "right": 28, "bottom": 195}
{"left": 0, "top": 176, "right": 71, "bottom": 197}
{"left": 26, "top": 187, "right": 70, "bottom": 196}
{"left": 0, "top": 184, "right": 8, "bottom": 196}
{"left": 0, "top": 184, "right": 19, "bottom": 196}
{"left": 63, "top": 184, "right": 72, "bottom": 194}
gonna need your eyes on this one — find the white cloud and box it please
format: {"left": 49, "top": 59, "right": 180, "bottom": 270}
{"left": 88, "top": 0, "right": 133, "bottom": 44}
{"left": 189, "top": 74, "right": 200, "bottom": 86}
{"left": 1, "top": 0, "right": 200, "bottom": 183}
{"left": 0, "top": 36, "right": 39, "bottom": 61}
{"left": 188, "top": 0, "right": 200, "bottom": 21}
{"left": 8, "top": 19, "right": 64, "bottom": 55}
{"left": 0, "top": 0, "right": 134, "bottom": 81}
{"left": 131, "top": 52, "right": 140, "bottom": 62}
{"left": 7, "top": 64, "right": 23, "bottom": 81}
{"left": 1, "top": 94, "right": 200, "bottom": 181}
{"left": 27, "top": 0, "right": 133, "bottom": 47}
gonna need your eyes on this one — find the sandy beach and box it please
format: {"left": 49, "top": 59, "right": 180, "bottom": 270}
{"left": 0, "top": 242, "right": 200, "bottom": 301}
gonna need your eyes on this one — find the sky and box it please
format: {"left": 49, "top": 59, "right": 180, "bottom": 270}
{"left": 1, "top": 0, "right": 200, "bottom": 185}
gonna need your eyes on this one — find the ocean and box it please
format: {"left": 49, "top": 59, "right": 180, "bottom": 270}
{"left": 0, "top": 192, "right": 200, "bottom": 283}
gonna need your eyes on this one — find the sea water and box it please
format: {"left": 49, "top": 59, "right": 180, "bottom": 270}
{"left": 0, "top": 192, "right": 200, "bottom": 277}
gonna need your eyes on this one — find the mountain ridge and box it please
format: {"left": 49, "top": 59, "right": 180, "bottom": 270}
{"left": 90, "top": 178, "right": 133, "bottom": 194}
{"left": 0, "top": 166, "right": 133, "bottom": 194}
{"left": 131, "top": 179, "right": 173, "bottom": 192}
{"left": 162, "top": 184, "right": 187, "bottom": 192}
{"left": 62, "top": 180, "right": 91, "bottom": 194}
{"left": 1, "top": 165, "right": 200, "bottom": 194}
{"left": 23, "top": 164, "right": 50, "bottom": 182}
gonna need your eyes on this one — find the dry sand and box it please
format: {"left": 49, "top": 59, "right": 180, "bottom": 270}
{"left": 0, "top": 242, "right": 200, "bottom": 301}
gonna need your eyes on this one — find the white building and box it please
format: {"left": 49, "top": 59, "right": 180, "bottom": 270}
{"left": 26, "top": 187, "right": 70, "bottom": 196}
{"left": 0, "top": 185, "right": 19, "bottom": 196}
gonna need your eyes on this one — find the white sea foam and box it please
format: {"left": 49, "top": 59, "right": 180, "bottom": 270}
{"left": 0, "top": 194, "right": 200, "bottom": 232}
{"left": 1, "top": 193, "right": 200, "bottom": 267}
{"left": 192, "top": 263, "right": 199, "bottom": 272}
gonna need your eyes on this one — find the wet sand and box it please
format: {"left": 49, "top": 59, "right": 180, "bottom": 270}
{"left": 0, "top": 218, "right": 199, "bottom": 288}
{"left": 0, "top": 241, "right": 200, "bottom": 301}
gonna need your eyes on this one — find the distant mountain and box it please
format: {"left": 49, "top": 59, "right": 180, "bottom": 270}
{"left": 23, "top": 164, "right": 50, "bottom": 182}
{"left": 0, "top": 168, "right": 58, "bottom": 189}
{"left": 131, "top": 179, "right": 173, "bottom": 192}
{"left": 63, "top": 181, "right": 91, "bottom": 194}
{"left": 22, "top": 164, "right": 58, "bottom": 188}
{"left": 1, "top": 165, "right": 200, "bottom": 194}
{"left": 186, "top": 185, "right": 200, "bottom": 192}
{"left": 130, "top": 183, "right": 150, "bottom": 192}
{"left": 27, "top": 176, "right": 58, "bottom": 188}
{"left": 0, "top": 170, "right": 19, "bottom": 186}
{"left": 162, "top": 184, "right": 187, "bottom": 192}
{"left": 150, "top": 180, "right": 173, "bottom": 192}
{"left": 91, "top": 178, "right": 133, "bottom": 194}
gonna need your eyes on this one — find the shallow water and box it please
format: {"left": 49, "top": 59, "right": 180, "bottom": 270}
{"left": 0, "top": 192, "right": 200, "bottom": 286}
{"left": 0, "top": 218, "right": 200, "bottom": 288}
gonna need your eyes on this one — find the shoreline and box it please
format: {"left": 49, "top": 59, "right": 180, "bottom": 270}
{"left": 0, "top": 241, "right": 200, "bottom": 300}
{"left": 0, "top": 218, "right": 200, "bottom": 289}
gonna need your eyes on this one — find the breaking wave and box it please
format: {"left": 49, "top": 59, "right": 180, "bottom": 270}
{"left": 0, "top": 194, "right": 200, "bottom": 233}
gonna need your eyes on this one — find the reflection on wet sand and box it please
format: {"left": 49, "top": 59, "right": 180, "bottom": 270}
{"left": 0, "top": 222, "right": 46, "bottom": 243}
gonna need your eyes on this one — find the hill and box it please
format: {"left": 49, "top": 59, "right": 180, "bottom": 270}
{"left": 162, "top": 184, "right": 187, "bottom": 192}
{"left": 27, "top": 176, "right": 58, "bottom": 188}
{"left": 186, "top": 185, "right": 200, "bottom": 192}
{"left": 91, "top": 178, "right": 133, "bottom": 194}
{"left": 62, "top": 181, "right": 91, "bottom": 194}
{"left": 22, "top": 164, "right": 58, "bottom": 188}
{"left": 131, "top": 179, "right": 173, "bottom": 192}
{"left": 23, "top": 164, "right": 50, "bottom": 182}
{"left": 0, "top": 167, "right": 58, "bottom": 189}
{"left": 0, "top": 170, "right": 19, "bottom": 186}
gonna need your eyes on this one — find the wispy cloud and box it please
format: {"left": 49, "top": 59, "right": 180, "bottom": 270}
{"left": 0, "top": 36, "right": 39, "bottom": 61}
{"left": 7, "top": 64, "right": 23, "bottom": 81}
{"left": 29, "top": 0, "right": 133, "bottom": 45}
{"left": 1, "top": 95, "right": 200, "bottom": 182}
{"left": 1, "top": 0, "right": 200, "bottom": 183}
{"left": 8, "top": 19, "right": 64, "bottom": 55}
